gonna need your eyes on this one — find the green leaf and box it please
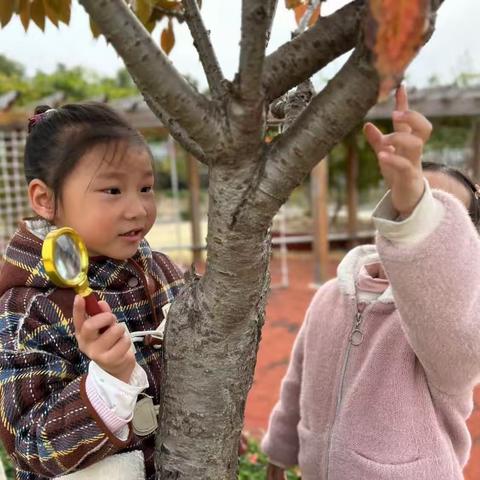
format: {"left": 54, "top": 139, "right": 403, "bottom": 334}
{"left": 144, "top": 17, "right": 156, "bottom": 33}
{"left": 135, "top": 0, "right": 153, "bottom": 25}
{"left": 0, "top": 0, "right": 15, "bottom": 27}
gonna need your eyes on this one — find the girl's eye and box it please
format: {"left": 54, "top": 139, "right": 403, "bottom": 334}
{"left": 104, "top": 188, "right": 121, "bottom": 195}
{"left": 141, "top": 186, "right": 153, "bottom": 193}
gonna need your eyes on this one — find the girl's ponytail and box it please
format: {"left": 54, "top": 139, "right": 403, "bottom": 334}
{"left": 422, "top": 161, "right": 480, "bottom": 229}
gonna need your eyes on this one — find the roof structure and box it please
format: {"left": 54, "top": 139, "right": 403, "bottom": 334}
{"left": 1, "top": 84, "right": 479, "bottom": 132}
{"left": 367, "top": 85, "right": 480, "bottom": 120}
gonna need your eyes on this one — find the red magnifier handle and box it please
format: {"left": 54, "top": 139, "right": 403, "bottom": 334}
{"left": 84, "top": 292, "right": 103, "bottom": 316}
{"left": 83, "top": 292, "right": 111, "bottom": 334}
{"left": 83, "top": 292, "right": 113, "bottom": 334}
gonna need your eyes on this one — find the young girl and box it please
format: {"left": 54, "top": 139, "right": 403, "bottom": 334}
{"left": 0, "top": 104, "right": 184, "bottom": 479}
{"left": 263, "top": 86, "right": 480, "bottom": 480}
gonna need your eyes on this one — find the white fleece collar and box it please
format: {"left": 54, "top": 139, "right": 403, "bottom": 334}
{"left": 336, "top": 244, "right": 395, "bottom": 304}
{"left": 25, "top": 218, "right": 56, "bottom": 240}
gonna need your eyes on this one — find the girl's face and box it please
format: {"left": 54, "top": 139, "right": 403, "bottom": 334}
{"left": 54, "top": 142, "right": 157, "bottom": 260}
{"left": 423, "top": 170, "right": 471, "bottom": 209}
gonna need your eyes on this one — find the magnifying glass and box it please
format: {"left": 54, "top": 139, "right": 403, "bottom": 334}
{"left": 42, "top": 227, "right": 103, "bottom": 316}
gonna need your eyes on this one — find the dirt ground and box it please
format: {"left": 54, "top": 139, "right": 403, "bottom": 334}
{"left": 243, "top": 251, "right": 480, "bottom": 479}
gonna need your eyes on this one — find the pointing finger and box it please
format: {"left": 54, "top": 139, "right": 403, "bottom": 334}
{"left": 394, "top": 85, "right": 411, "bottom": 134}
{"left": 392, "top": 110, "right": 432, "bottom": 142}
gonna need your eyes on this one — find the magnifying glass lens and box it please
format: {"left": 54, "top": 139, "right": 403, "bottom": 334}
{"left": 43, "top": 227, "right": 103, "bottom": 318}
{"left": 54, "top": 234, "right": 82, "bottom": 282}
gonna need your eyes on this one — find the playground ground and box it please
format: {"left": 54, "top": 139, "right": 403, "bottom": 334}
{"left": 242, "top": 251, "right": 480, "bottom": 479}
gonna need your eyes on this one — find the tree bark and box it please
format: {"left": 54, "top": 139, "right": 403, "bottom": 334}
{"left": 158, "top": 158, "right": 271, "bottom": 479}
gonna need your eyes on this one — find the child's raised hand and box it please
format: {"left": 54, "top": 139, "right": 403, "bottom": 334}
{"left": 73, "top": 295, "right": 136, "bottom": 383}
{"left": 363, "top": 85, "right": 433, "bottom": 217}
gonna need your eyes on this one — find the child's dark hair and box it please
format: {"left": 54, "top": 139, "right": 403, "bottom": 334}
{"left": 422, "top": 161, "right": 480, "bottom": 228}
{"left": 25, "top": 103, "right": 151, "bottom": 207}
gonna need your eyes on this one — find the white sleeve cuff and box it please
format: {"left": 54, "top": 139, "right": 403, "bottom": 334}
{"left": 88, "top": 361, "right": 149, "bottom": 420}
{"left": 372, "top": 178, "right": 445, "bottom": 246}
{"left": 114, "top": 425, "right": 130, "bottom": 441}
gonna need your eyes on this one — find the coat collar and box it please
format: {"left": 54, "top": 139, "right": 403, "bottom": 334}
{"left": 0, "top": 220, "right": 155, "bottom": 295}
{"left": 336, "top": 243, "right": 395, "bottom": 304}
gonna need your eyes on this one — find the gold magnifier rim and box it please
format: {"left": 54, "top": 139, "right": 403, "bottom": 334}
{"left": 42, "top": 227, "right": 90, "bottom": 292}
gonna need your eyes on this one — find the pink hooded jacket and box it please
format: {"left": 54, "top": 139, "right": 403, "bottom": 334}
{"left": 262, "top": 190, "right": 480, "bottom": 480}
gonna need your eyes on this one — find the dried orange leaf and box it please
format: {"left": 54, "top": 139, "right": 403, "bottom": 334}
{"left": 42, "top": 0, "right": 70, "bottom": 26}
{"left": 0, "top": 0, "right": 15, "bottom": 27}
{"left": 43, "top": 0, "right": 59, "bottom": 27}
{"left": 285, "top": 0, "right": 305, "bottom": 9}
{"left": 161, "top": 18, "right": 175, "bottom": 55}
{"left": 56, "top": 0, "right": 71, "bottom": 25}
{"left": 19, "top": 0, "right": 31, "bottom": 31}
{"left": 156, "top": 0, "right": 183, "bottom": 11}
{"left": 365, "top": 0, "right": 430, "bottom": 99}
{"left": 89, "top": 17, "right": 102, "bottom": 39}
{"left": 294, "top": 3, "right": 320, "bottom": 27}
{"left": 31, "top": 0, "right": 46, "bottom": 31}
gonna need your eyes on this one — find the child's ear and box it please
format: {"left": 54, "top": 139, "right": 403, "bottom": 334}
{"left": 28, "top": 179, "right": 55, "bottom": 221}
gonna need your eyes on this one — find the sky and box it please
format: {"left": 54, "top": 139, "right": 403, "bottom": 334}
{"left": 0, "top": 0, "right": 479, "bottom": 89}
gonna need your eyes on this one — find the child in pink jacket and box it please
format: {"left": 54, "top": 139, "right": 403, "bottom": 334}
{"left": 262, "top": 86, "right": 480, "bottom": 480}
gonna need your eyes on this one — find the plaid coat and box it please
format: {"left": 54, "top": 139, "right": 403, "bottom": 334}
{"left": 0, "top": 224, "right": 184, "bottom": 479}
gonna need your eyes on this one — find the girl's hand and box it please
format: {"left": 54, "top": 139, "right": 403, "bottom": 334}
{"left": 266, "top": 463, "right": 287, "bottom": 480}
{"left": 73, "top": 295, "right": 136, "bottom": 383}
{"left": 363, "top": 85, "right": 433, "bottom": 217}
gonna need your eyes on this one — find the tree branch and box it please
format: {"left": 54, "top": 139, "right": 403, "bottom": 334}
{"left": 425, "top": 0, "right": 446, "bottom": 41}
{"left": 183, "top": 0, "right": 225, "bottom": 99}
{"left": 238, "top": 0, "right": 270, "bottom": 106}
{"left": 247, "top": 45, "right": 379, "bottom": 227}
{"left": 142, "top": 92, "right": 207, "bottom": 163}
{"left": 265, "top": 0, "right": 278, "bottom": 48}
{"left": 79, "top": 0, "right": 222, "bottom": 153}
{"left": 282, "top": 79, "right": 315, "bottom": 130}
{"left": 152, "top": 5, "right": 185, "bottom": 21}
{"left": 263, "top": 0, "right": 365, "bottom": 102}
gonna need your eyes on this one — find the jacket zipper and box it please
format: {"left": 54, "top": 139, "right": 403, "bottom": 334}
{"left": 325, "top": 307, "right": 365, "bottom": 480}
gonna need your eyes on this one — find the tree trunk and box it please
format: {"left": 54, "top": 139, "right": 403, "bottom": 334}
{"left": 157, "top": 158, "right": 271, "bottom": 479}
